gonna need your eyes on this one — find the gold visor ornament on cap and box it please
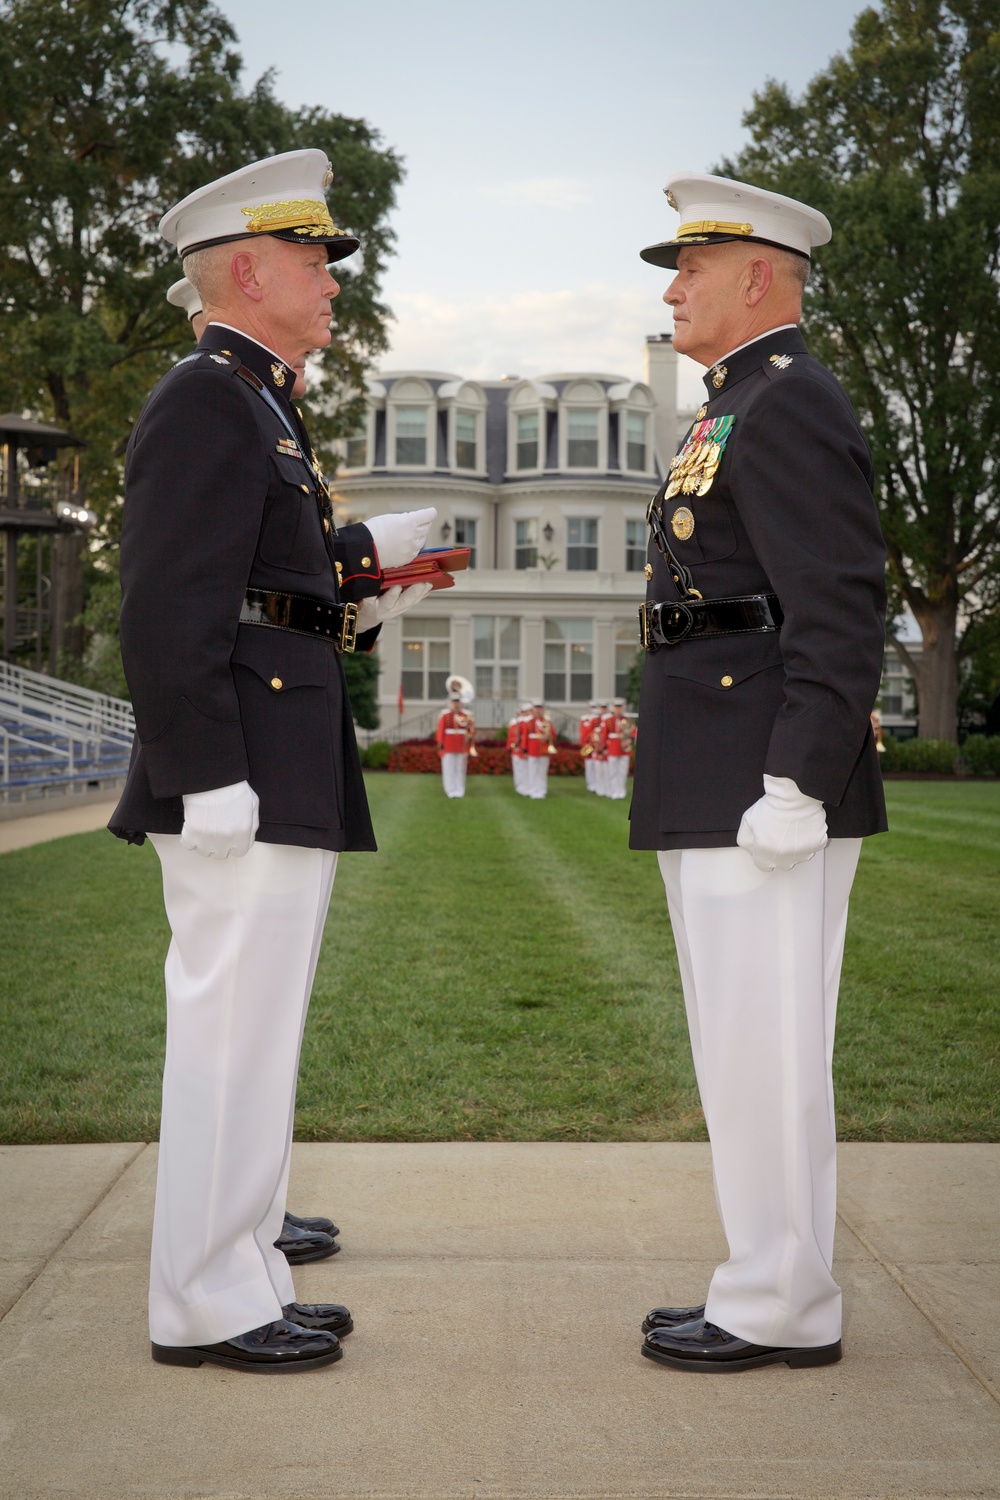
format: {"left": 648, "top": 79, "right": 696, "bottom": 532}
{"left": 677, "top": 219, "right": 753, "bottom": 238}
{"left": 242, "top": 199, "right": 344, "bottom": 237}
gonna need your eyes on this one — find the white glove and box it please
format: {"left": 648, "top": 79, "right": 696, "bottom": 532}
{"left": 356, "top": 582, "right": 434, "bottom": 634}
{"left": 180, "top": 780, "right": 259, "bottom": 859}
{"left": 737, "top": 774, "right": 828, "bottom": 873}
{"left": 365, "top": 508, "right": 437, "bottom": 569}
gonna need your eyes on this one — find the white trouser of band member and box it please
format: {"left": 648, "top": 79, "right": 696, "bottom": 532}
{"left": 441, "top": 752, "right": 467, "bottom": 798}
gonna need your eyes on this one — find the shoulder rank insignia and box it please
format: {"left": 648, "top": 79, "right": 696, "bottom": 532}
{"left": 276, "top": 437, "right": 301, "bottom": 458}
{"left": 665, "top": 413, "right": 735, "bottom": 500}
{"left": 769, "top": 354, "right": 793, "bottom": 370}
{"left": 208, "top": 354, "right": 230, "bottom": 365}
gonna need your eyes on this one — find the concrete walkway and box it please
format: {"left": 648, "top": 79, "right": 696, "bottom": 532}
{"left": 0, "top": 798, "right": 119, "bottom": 853}
{"left": 0, "top": 1141, "right": 997, "bottom": 1499}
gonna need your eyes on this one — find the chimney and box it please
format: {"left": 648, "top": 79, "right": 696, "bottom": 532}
{"left": 643, "top": 333, "right": 678, "bottom": 473}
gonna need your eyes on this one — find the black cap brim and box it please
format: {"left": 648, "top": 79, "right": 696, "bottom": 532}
{"left": 640, "top": 233, "right": 811, "bottom": 269}
{"left": 640, "top": 233, "right": 751, "bottom": 269}
{"left": 181, "top": 230, "right": 361, "bottom": 261}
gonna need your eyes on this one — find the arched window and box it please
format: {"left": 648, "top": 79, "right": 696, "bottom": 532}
{"left": 559, "top": 380, "right": 608, "bottom": 472}
{"left": 438, "top": 380, "right": 487, "bottom": 475}
{"left": 386, "top": 377, "right": 436, "bottom": 470}
{"left": 505, "top": 379, "right": 556, "bottom": 476}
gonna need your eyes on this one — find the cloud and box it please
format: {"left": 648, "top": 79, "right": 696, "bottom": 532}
{"left": 382, "top": 285, "right": 706, "bottom": 407}
{"left": 479, "top": 178, "right": 593, "bottom": 210}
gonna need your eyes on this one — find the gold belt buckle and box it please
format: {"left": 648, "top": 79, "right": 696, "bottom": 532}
{"left": 340, "top": 601, "right": 359, "bottom": 653}
{"left": 638, "top": 602, "right": 651, "bottom": 651}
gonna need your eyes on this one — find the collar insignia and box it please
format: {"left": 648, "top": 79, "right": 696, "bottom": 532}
{"left": 270, "top": 362, "right": 287, "bottom": 388}
{"left": 710, "top": 363, "right": 728, "bottom": 389}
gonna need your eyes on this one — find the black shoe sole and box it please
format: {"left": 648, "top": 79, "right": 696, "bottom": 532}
{"left": 641, "top": 1339, "right": 842, "bottom": 1372}
{"left": 152, "top": 1342, "right": 343, "bottom": 1372}
{"left": 278, "top": 1240, "right": 341, "bottom": 1264}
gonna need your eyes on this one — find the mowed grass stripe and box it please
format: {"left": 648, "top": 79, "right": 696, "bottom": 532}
{"left": 297, "top": 776, "right": 701, "bottom": 1140}
{"left": 0, "top": 777, "right": 996, "bottom": 1143}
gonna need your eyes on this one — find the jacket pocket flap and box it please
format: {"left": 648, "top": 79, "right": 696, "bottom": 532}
{"left": 656, "top": 634, "right": 783, "bottom": 689}
{"left": 231, "top": 626, "right": 330, "bottom": 690}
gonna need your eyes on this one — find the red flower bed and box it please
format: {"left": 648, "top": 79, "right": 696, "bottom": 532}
{"left": 385, "top": 740, "right": 589, "bottom": 775}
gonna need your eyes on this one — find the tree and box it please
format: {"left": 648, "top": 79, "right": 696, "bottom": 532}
{"left": 341, "top": 649, "right": 380, "bottom": 731}
{"left": 0, "top": 0, "right": 402, "bottom": 671}
{"left": 719, "top": 0, "right": 1000, "bottom": 740}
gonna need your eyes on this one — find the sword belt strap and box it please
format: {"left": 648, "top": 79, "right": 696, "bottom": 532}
{"left": 639, "top": 593, "right": 783, "bottom": 651}
{"left": 240, "top": 588, "right": 359, "bottom": 653}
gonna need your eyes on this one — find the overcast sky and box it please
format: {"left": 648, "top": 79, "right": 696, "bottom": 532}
{"left": 215, "top": 0, "right": 869, "bottom": 405}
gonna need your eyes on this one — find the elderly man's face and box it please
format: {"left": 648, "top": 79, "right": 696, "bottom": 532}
{"left": 663, "top": 244, "right": 752, "bottom": 366}
{"left": 254, "top": 239, "right": 340, "bottom": 361}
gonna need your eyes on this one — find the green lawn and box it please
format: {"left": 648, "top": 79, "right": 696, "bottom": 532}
{"left": 0, "top": 778, "right": 997, "bottom": 1144}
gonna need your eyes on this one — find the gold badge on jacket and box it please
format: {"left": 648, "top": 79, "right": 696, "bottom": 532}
{"left": 671, "top": 507, "right": 695, "bottom": 540}
{"left": 665, "top": 414, "right": 736, "bottom": 500}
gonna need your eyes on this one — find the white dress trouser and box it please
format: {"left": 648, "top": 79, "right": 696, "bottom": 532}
{"left": 512, "top": 755, "right": 526, "bottom": 795}
{"left": 657, "top": 838, "right": 861, "bottom": 1348}
{"left": 147, "top": 833, "right": 337, "bottom": 1347}
{"left": 441, "top": 752, "right": 468, "bottom": 797}
{"left": 607, "top": 757, "right": 629, "bottom": 799}
{"left": 584, "top": 758, "right": 596, "bottom": 792}
{"left": 529, "top": 756, "right": 549, "bottom": 798}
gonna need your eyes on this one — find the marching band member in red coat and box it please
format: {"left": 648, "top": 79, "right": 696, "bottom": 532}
{"left": 526, "top": 701, "right": 555, "bottom": 799}
{"left": 435, "top": 677, "right": 475, "bottom": 798}
{"left": 579, "top": 702, "right": 598, "bottom": 793}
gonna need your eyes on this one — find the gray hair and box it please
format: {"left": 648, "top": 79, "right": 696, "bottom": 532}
{"left": 182, "top": 243, "right": 235, "bottom": 307}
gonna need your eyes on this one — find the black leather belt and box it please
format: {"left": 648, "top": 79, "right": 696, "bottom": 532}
{"left": 639, "top": 593, "right": 782, "bottom": 650}
{"left": 240, "top": 588, "right": 359, "bottom": 653}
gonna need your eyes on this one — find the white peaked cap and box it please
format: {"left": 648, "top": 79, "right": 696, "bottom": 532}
{"left": 166, "top": 277, "right": 202, "bottom": 320}
{"left": 640, "top": 172, "right": 831, "bottom": 269}
{"left": 159, "top": 149, "right": 360, "bottom": 262}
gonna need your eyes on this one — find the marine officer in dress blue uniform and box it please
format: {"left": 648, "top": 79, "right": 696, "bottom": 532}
{"left": 166, "top": 274, "right": 345, "bottom": 1270}
{"left": 112, "top": 150, "right": 436, "bottom": 1373}
{"left": 630, "top": 174, "right": 887, "bottom": 1373}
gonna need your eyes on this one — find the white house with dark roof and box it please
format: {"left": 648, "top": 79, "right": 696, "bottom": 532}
{"left": 332, "top": 335, "right": 691, "bottom": 729}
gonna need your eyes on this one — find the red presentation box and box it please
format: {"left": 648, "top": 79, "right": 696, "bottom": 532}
{"left": 381, "top": 547, "right": 471, "bottom": 592}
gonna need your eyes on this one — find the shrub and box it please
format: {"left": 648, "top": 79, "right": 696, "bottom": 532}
{"left": 960, "top": 734, "right": 1000, "bottom": 776}
{"left": 360, "top": 740, "right": 392, "bottom": 769}
{"left": 881, "top": 737, "right": 959, "bottom": 775}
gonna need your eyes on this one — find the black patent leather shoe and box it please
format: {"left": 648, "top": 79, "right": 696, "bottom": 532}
{"left": 642, "top": 1303, "right": 706, "bottom": 1334}
{"left": 275, "top": 1220, "right": 340, "bottom": 1263}
{"left": 642, "top": 1317, "right": 842, "bottom": 1372}
{"left": 152, "top": 1318, "right": 342, "bottom": 1373}
{"left": 282, "top": 1301, "right": 353, "bottom": 1337}
{"left": 284, "top": 1209, "right": 340, "bottom": 1238}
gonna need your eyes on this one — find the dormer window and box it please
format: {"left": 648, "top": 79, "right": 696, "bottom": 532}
{"left": 558, "top": 380, "right": 607, "bottom": 472}
{"left": 344, "top": 416, "right": 368, "bottom": 469}
{"left": 395, "top": 405, "right": 427, "bottom": 466}
{"left": 626, "top": 412, "right": 647, "bottom": 472}
{"left": 567, "top": 409, "right": 600, "bottom": 468}
{"left": 516, "top": 412, "right": 539, "bottom": 470}
{"left": 455, "top": 410, "right": 477, "bottom": 470}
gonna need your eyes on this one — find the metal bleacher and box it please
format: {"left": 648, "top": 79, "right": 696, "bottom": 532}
{"left": 0, "top": 661, "right": 134, "bottom": 810}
